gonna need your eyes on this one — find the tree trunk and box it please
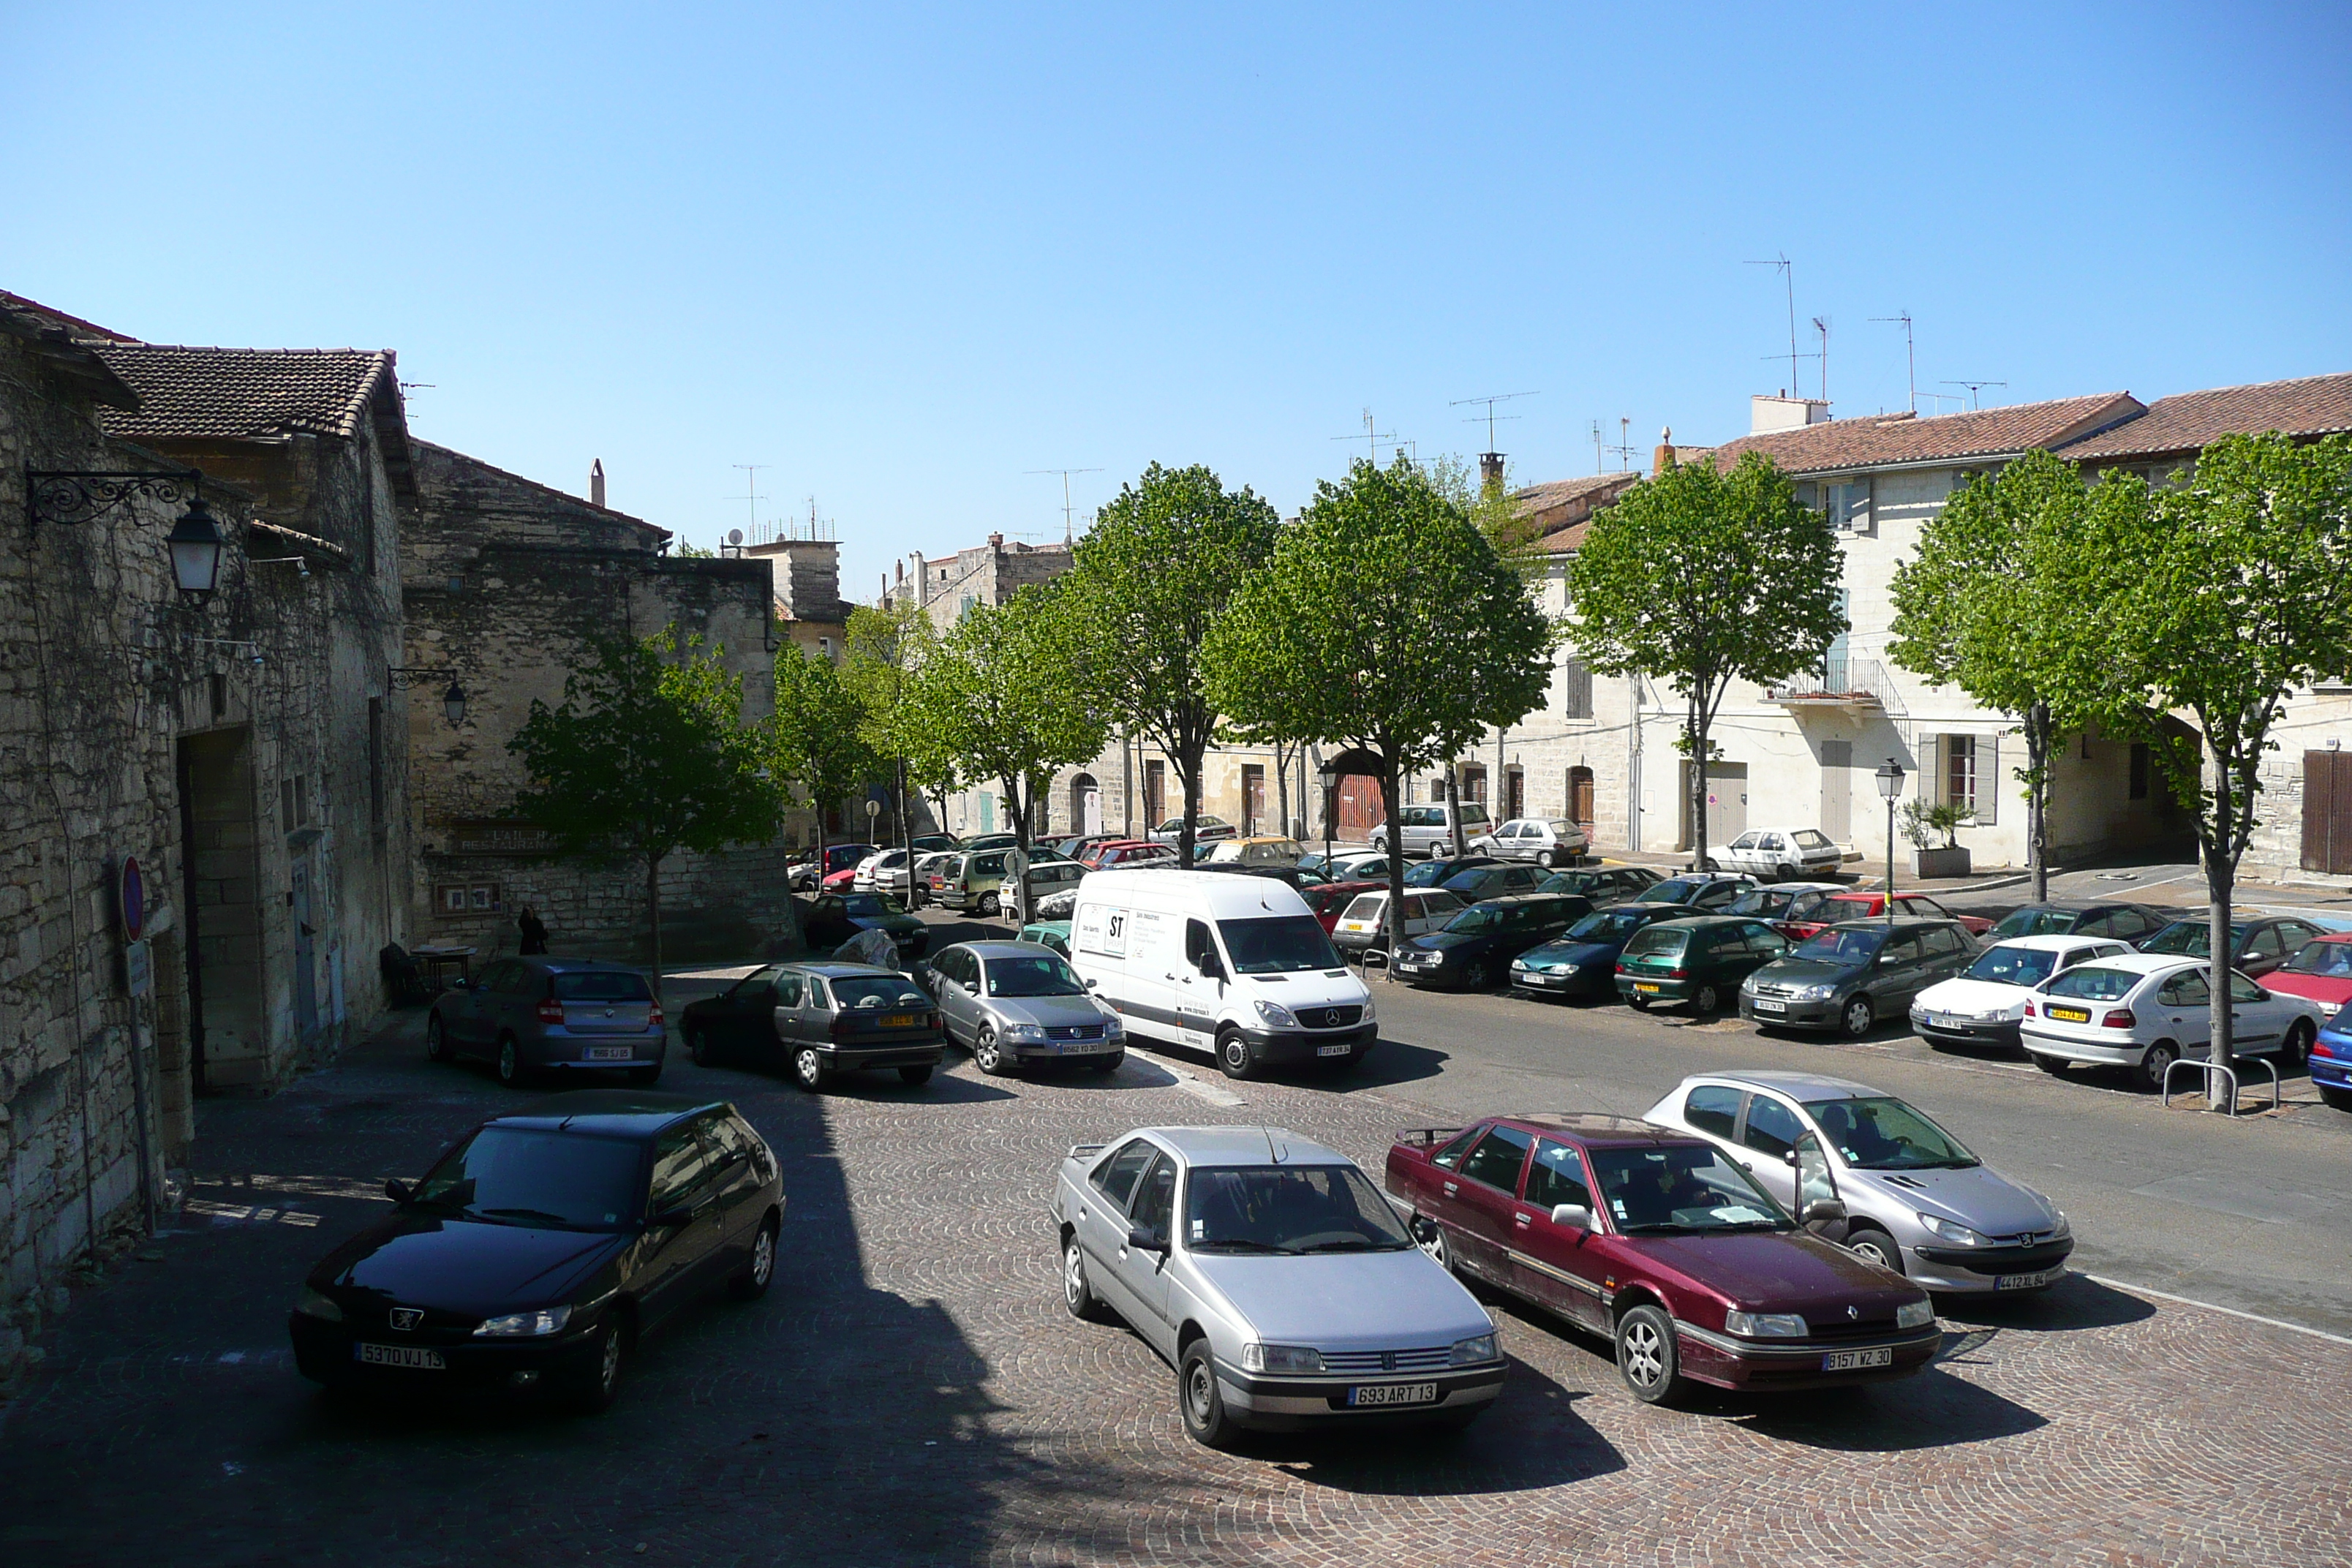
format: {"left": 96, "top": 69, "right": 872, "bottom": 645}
{"left": 897, "top": 757, "right": 911, "bottom": 905}
{"left": 1378, "top": 756, "right": 1406, "bottom": 984}
{"left": 2204, "top": 753, "right": 2235, "bottom": 1112}
{"left": 2026, "top": 703, "right": 2051, "bottom": 903}
{"left": 1686, "top": 693, "right": 1710, "bottom": 872}
{"left": 646, "top": 850, "right": 666, "bottom": 1003}
{"left": 1274, "top": 741, "right": 1291, "bottom": 843}
{"left": 1006, "top": 771, "right": 1031, "bottom": 927}
{"left": 1447, "top": 770, "right": 1467, "bottom": 858}
{"left": 1177, "top": 738, "right": 1205, "bottom": 870}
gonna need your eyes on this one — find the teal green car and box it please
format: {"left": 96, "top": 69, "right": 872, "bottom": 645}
{"left": 1613, "top": 915, "right": 1790, "bottom": 1016}
{"left": 1019, "top": 920, "right": 1073, "bottom": 958}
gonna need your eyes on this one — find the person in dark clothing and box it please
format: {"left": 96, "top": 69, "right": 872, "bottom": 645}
{"left": 518, "top": 908, "right": 549, "bottom": 955}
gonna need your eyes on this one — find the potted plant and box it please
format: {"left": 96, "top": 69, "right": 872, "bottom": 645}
{"left": 1901, "top": 799, "right": 1973, "bottom": 878}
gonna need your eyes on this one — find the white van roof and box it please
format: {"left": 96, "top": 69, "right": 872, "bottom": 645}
{"left": 1076, "top": 869, "right": 1313, "bottom": 919}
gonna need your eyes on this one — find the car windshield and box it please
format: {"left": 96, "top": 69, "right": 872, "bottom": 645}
{"left": 1793, "top": 927, "right": 1887, "bottom": 962}
{"left": 1725, "top": 887, "right": 1800, "bottom": 917}
{"left": 1621, "top": 926, "right": 1687, "bottom": 960}
{"left": 840, "top": 894, "right": 908, "bottom": 918}
{"left": 1588, "top": 1145, "right": 1787, "bottom": 1235}
{"left": 2141, "top": 922, "right": 2243, "bottom": 957}
{"left": 1567, "top": 908, "right": 1654, "bottom": 942}
{"left": 984, "top": 954, "right": 1085, "bottom": 998}
{"left": 2284, "top": 942, "right": 2352, "bottom": 977}
{"left": 1640, "top": 878, "right": 1704, "bottom": 903}
{"left": 2043, "top": 965, "right": 2139, "bottom": 1002}
{"left": 831, "top": 974, "right": 932, "bottom": 1009}
{"left": 1402, "top": 860, "right": 1456, "bottom": 887}
{"left": 1216, "top": 916, "right": 1341, "bottom": 974}
{"left": 551, "top": 970, "right": 652, "bottom": 1001}
{"left": 1184, "top": 1164, "right": 1414, "bottom": 1254}
{"left": 1803, "top": 1096, "right": 1979, "bottom": 1170}
{"left": 1441, "top": 904, "right": 1508, "bottom": 934}
{"left": 410, "top": 1127, "right": 642, "bottom": 1230}
{"left": 1964, "top": 946, "right": 2062, "bottom": 987}
{"left": 1991, "top": 906, "right": 2081, "bottom": 938}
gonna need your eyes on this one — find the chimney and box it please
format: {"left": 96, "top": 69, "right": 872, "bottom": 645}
{"left": 987, "top": 532, "right": 1004, "bottom": 550}
{"left": 589, "top": 459, "right": 606, "bottom": 508}
{"left": 1478, "top": 452, "right": 1506, "bottom": 493}
{"left": 1654, "top": 427, "right": 1676, "bottom": 473}
{"left": 1750, "top": 396, "right": 1832, "bottom": 434}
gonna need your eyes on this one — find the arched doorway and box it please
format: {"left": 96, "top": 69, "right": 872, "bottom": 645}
{"left": 1070, "top": 772, "right": 1101, "bottom": 835}
{"left": 1319, "top": 746, "right": 1386, "bottom": 841}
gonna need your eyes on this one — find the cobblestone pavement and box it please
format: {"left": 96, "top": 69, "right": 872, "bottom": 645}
{"left": 4, "top": 998, "right": 2349, "bottom": 1567}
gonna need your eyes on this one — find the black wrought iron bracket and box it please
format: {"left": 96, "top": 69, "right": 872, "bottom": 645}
{"left": 25, "top": 466, "right": 204, "bottom": 535}
{"left": 386, "top": 666, "right": 451, "bottom": 690}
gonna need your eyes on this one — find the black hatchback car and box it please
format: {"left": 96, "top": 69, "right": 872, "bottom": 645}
{"left": 2136, "top": 914, "right": 2329, "bottom": 980}
{"left": 799, "top": 892, "right": 930, "bottom": 960}
{"left": 1982, "top": 900, "right": 2171, "bottom": 946}
{"left": 1438, "top": 862, "right": 1551, "bottom": 902}
{"left": 1391, "top": 892, "right": 1591, "bottom": 989}
{"left": 1635, "top": 872, "right": 1759, "bottom": 912}
{"left": 289, "top": 1093, "right": 783, "bottom": 1414}
{"left": 678, "top": 962, "right": 945, "bottom": 1091}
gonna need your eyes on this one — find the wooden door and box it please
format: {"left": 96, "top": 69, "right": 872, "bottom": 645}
{"left": 1242, "top": 765, "right": 1265, "bottom": 836}
{"left": 2304, "top": 751, "right": 2352, "bottom": 873}
{"left": 1569, "top": 767, "right": 1595, "bottom": 829}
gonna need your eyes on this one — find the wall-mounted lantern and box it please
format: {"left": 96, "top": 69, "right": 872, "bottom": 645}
{"left": 26, "top": 466, "right": 223, "bottom": 599}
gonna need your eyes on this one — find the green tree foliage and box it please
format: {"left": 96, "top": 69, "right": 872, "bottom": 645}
{"left": 1564, "top": 453, "right": 1845, "bottom": 865}
{"left": 1888, "top": 449, "right": 2117, "bottom": 900}
{"left": 845, "top": 601, "right": 953, "bottom": 847}
{"left": 508, "top": 627, "right": 780, "bottom": 992}
{"left": 2087, "top": 433, "right": 2352, "bottom": 1097}
{"left": 909, "top": 584, "right": 1109, "bottom": 908}
{"left": 1064, "top": 463, "right": 1280, "bottom": 864}
{"left": 764, "top": 642, "right": 878, "bottom": 870}
{"left": 1205, "top": 456, "right": 1553, "bottom": 978}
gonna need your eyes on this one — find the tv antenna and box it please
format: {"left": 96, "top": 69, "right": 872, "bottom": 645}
{"left": 1871, "top": 311, "right": 1917, "bottom": 413}
{"left": 1025, "top": 467, "right": 1103, "bottom": 544}
{"left": 1450, "top": 391, "right": 1538, "bottom": 453}
{"left": 1604, "top": 416, "right": 1639, "bottom": 474}
{"left": 1812, "top": 317, "right": 1831, "bottom": 404}
{"left": 1744, "top": 253, "right": 1799, "bottom": 398}
{"left": 1941, "top": 378, "right": 2007, "bottom": 411}
{"left": 1588, "top": 420, "right": 1606, "bottom": 475}
{"left": 1330, "top": 407, "right": 1400, "bottom": 464}
{"left": 728, "top": 464, "right": 769, "bottom": 543}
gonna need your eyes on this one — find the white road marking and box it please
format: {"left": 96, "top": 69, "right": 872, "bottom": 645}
{"left": 1164, "top": 1068, "right": 1245, "bottom": 1107}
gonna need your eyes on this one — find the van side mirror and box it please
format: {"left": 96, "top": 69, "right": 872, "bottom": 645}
{"left": 384, "top": 1179, "right": 413, "bottom": 1204}
{"left": 1551, "top": 1203, "right": 1595, "bottom": 1232}
{"left": 1198, "top": 953, "right": 1224, "bottom": 981}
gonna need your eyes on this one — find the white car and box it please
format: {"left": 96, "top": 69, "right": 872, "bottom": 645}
{"left": 1707, "top": 827, "right": 1849, "bottom": 881}
{"left": 1488, "top": 818, "right": 1591, "bottom": 869}
{"left": 1328, "top": 888, "right": 1467, "bottom": 965}
{"left": 1147, "top": 815, "right": 1238, "bottom": 846}
{"left": 1368, "top": 802, "right": 1497, "bottom": 859}
{"left": 853, "top": 848, "right": 912, "bottom": 894}
{"left": 1909, "top": 935, "right": 2130, "bottom": 1055}
{"left": 2019, "top": 953, "right": 2332, "bottom": 1091}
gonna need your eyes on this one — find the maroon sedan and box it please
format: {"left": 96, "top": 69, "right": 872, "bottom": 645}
{"left": 1385, "top": 1114, "right": 1940, "bottom": 1404}
{"left": 1302, "top": 878, "right": 1384, "bottom": 934}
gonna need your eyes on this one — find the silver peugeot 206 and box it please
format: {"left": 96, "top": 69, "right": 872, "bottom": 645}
{"left": 1643, "top": 1070, "right": 2074, "bottom": 1294}
{"left": 1054, "top": 1126, "right": 1504, "bottom": 1447}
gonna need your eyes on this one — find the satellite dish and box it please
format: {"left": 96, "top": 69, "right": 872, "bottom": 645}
{"left": 727, "top": 528, "right": 745, "bottom": 546}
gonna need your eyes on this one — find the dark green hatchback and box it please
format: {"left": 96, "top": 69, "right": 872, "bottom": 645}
{"left": 1613, "top": 916, "right": 1790, "bottom": 1015}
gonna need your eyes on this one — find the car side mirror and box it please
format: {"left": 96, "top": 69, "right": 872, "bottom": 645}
{"left": 652, "top": 1204, "right": 696, "bottom": 1229}
{"left": 1126, "top": 1226, "right": 1167, "bottom": 1254}
{"left": 1801, "top": 1199, "right": 1848, "bottom": 1228}
{"left": 1084, "top": 977, "right": 1100, "bottom": 990}
{"left": 383, "top": 1179, "right": 413, "bottom": 1204}
{"left": 1550, "top": 1202, "right": 1595, "bottom": 1232}
{"left": 1782, "top": 1148, "right": 1801, "bottom": 1167}
{"left": 446, "top": 977, "right": 469, "bottom": 990}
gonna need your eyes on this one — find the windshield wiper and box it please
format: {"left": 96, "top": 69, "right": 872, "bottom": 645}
{"left": 1193, "top": 1238, "right": 1294, "bottom": 1254}
{"left": 473, "top": 1207, "right": 576, "bottom": 1226}
{"left": 1294, "top": 1237, "right": 1411, "bottom": 1253}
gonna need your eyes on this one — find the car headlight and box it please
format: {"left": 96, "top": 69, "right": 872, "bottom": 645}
{"left": 1099, "top": 1014, "right": 1124, "bottom": 1038}
{"left": 1241, "top": 1342, "right": 1324, "bottom": 1373}
{"left": 1449, "top": 1332, "right": 1499, "bottom": 1365}
{"left": 1003, "top": 1023, "right": 1048, "bottom": 1043}
{"left": 473, "top": 1305, "right": 574, "bottom": 1337}
{"left": 1722, "top": 1308, "right": 1808, "bottom": 1338}
{"left": 1254, "top": 1000, "right": 1300, "bottom": 1029}
{"left": 1896, "top": 1299, "right": 1938, "bottom": 1330}
{"left": 1798, "top": 984, "right": 1838, "bottom": 1001}
{"left": 1359, "top": 997, "right": 1376, "bottom": 1024}
{"left": 2046, "top": 1208, "right": 2070, "bottom": 1239}
{"left": 293, "top": 1286, "right": 342, "bottom": 1322}
{"left": 1915, "top": 1212, "right": 1991, "bottom": 1246}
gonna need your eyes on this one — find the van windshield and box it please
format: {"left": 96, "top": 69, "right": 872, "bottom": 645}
{"left": 1217, "top": 916, "right": 1341, "bottom": 974}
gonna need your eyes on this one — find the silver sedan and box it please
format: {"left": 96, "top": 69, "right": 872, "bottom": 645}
{"left": 928, "top": 941, "right": 1126, "bottom": 1074}
{"left": 1054, "top": 1126, "right": 1503, "bottom": 1447}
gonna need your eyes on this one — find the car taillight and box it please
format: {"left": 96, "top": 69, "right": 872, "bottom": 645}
{"left": 1668, "top": 968, "right": 1688, "bottom": 979}
{"left": 927, "top": 1011, "right": 941, "bottom": 1030}
{"left": 2101, "top": 1009, "right": 2136, "bottom": 1028}
{"left": 536, "top": 998, "right": 564, "bottom": 1025}
{"left": 648, "top": 1005, "right": 665, "bottom": 1028}
{"left": 832, "top": 1013, "right": 854, "bottom": 1041}
{"left": 2023, "top": 1000, "right": 2036, "bottom": 1017}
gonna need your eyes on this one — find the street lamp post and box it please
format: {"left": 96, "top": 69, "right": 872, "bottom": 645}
{"left": 1875, "top": 760, "right": 1906, "bottom": 921}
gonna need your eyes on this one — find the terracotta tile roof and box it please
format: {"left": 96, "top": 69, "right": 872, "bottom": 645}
{"left": 1705, "top": 392, "right": 2145, "bottom": 477}
{"left": 1513, "top": 472, "right": 1639, "bottom": 512}
{"left": 92, "top": 345, "right": 398, "bottom": 442}
{"left": 2056, "top": 372, "right": 2352, "bottom": 461}
{"left": 1514, "top": 472, "right": 1640, "bottom": 554}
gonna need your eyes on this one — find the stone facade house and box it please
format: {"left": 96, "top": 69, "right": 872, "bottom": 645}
{"left": 403, "top": 442, "right": 800, "bottom": 961}
{"left": 1, "top": 292, "right": 411, "bottom": 1338}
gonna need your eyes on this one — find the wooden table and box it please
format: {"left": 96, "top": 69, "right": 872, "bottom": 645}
{"left": 409, "top": 944, "right": 478, "bottom": 992}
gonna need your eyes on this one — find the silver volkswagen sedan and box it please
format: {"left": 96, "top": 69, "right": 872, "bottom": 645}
{"left": 1055, "top": 1126, "right": 1504, "bottom": 1447}
{"left": 1643, "top": 1071, "right": 2074, "bottom": 1294}
{"left": 929, "top": 941, "right": 1126, "bottom": 1074}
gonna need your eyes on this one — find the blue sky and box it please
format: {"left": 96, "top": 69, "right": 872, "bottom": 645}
{"left": 7, "top": 4, "right": 2348, "bottom": 597}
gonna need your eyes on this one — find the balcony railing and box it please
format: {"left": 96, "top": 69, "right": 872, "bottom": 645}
{"left": 1768, "top": 657, "right": 1888, "bottom": 706}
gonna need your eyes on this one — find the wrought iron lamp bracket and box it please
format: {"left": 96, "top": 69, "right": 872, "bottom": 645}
{"left": 25, "top": 466, "right": 205, "bottom": 534}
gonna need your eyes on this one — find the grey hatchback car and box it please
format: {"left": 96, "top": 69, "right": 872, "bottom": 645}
{"left": 929, "top": 941, "right": 1127, "bottom": 1075}
{"left": 426, "top": 957, "right": 666, "bottom": 1088}
{"left": 676, "top": 962, "right": 945, "bottom": 1092}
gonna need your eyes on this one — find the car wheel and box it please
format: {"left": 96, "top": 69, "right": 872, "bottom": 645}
{"left": 973, "top": 1025, "right": 1011, "bottom": 1076}
{"left": 979, "top": 891, "right": 1001, "bottom": 917}
{"left": 1178, "top": 1340, "right": 1241, "bottom": 1450}
{"left": 731, "top": 1212, "right": 779, "bottom": 1300}
{"left": 1691, "top": 982, "right": 1721, "bottom": 1016}
{"left": 1840, "top": 996, "right": 1874, "bottom": 1039}
{"left": 425, "top": 1014, "right": 451, "bottom": 1063}
{"left": 2319, "top": 1085, "right": 2352, "bottom": 1112}
{"left": 1063, "top": 1235, "right": 1108, "bottom": 1322}
{"left": 559, "top": 1316, "right": 627, "bottom": 1417}
{"left": 687, "top": 1025, "right": 715, "bottom": 1066}
{"left": 791, "top": 1047, "right": 828, "bottom": 1093}
{"left": 897, "top": 1064, "right": 933, "bottom": 1087}
{"left": 2034, "top": 1054, "right": 2070, "bottom": 1077}
{"left": 2283, "top": 1019, "right": 2316, "bottom": 1071}
{"left": 2139, "top": 1040, "right": 2179, "bottom": 1094}
{"left": 627, "top": 1064, "right": 662, "bottom": 1086}
{"left": 1847, "top": 1226, "right": 1904, "bottom": 1275}
{"left": 496, "top": 1036, "right": 528, "bottom": 1088}
{"left": 1216, "top": 1028, "right": 1259, "bottom": 1081}
{"left": 1413, "top": 1216, "right": 1452, "bottom": 1273}
{"left": 1539, "top": 848, "right": 1558, "bottom": 868}
{"left": 1614, "top": 1303, "right": 1680, "bottom": 1405}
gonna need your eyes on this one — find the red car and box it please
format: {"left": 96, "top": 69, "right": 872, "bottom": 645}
{"left": 1784, "top": 890, "right": 1991, "bottom": 940}
{"left": 2264, "top": 932, "right": 2352, "bottom": 1011}
{"left": 1081, "top": 839, "right": 1179, "bottom": 870}
{"left": 1385, "top": 1114, "right": 1940, "bottom": 1404}
{"left": 1301, "top": 878, "right": 1384, "bottom": 933}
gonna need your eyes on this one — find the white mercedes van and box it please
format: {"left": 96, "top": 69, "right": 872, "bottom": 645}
{"left": 1069, "top": 870, "right": 1378, "bottom": 1079}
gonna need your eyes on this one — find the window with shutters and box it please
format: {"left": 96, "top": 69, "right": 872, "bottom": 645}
{"left": 1561, "top": 658, "right": 1594, "bottom": 720}
{"left": 1925, "top": 734, "right": 1998, "bottom": 825}
{"left": 2303, "top": 751, "right": 2352, "bottom": 875}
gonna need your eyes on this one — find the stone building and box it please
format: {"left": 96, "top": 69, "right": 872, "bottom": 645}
{"left": 744, "top": 531, "right": 850, "bottom": 663}
{"left": 402, "top": 442, "right": 800, "bottom": 960}
{"left": 1, "top": 292, "right": 410, "bottom": 1338}
{"left": 891, "top": 532, "right": 1074, "bottom": 633}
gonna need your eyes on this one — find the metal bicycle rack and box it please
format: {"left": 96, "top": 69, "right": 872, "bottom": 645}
{"left": 2163, "top": 1055, "right": 2280, "bottom": 1116}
